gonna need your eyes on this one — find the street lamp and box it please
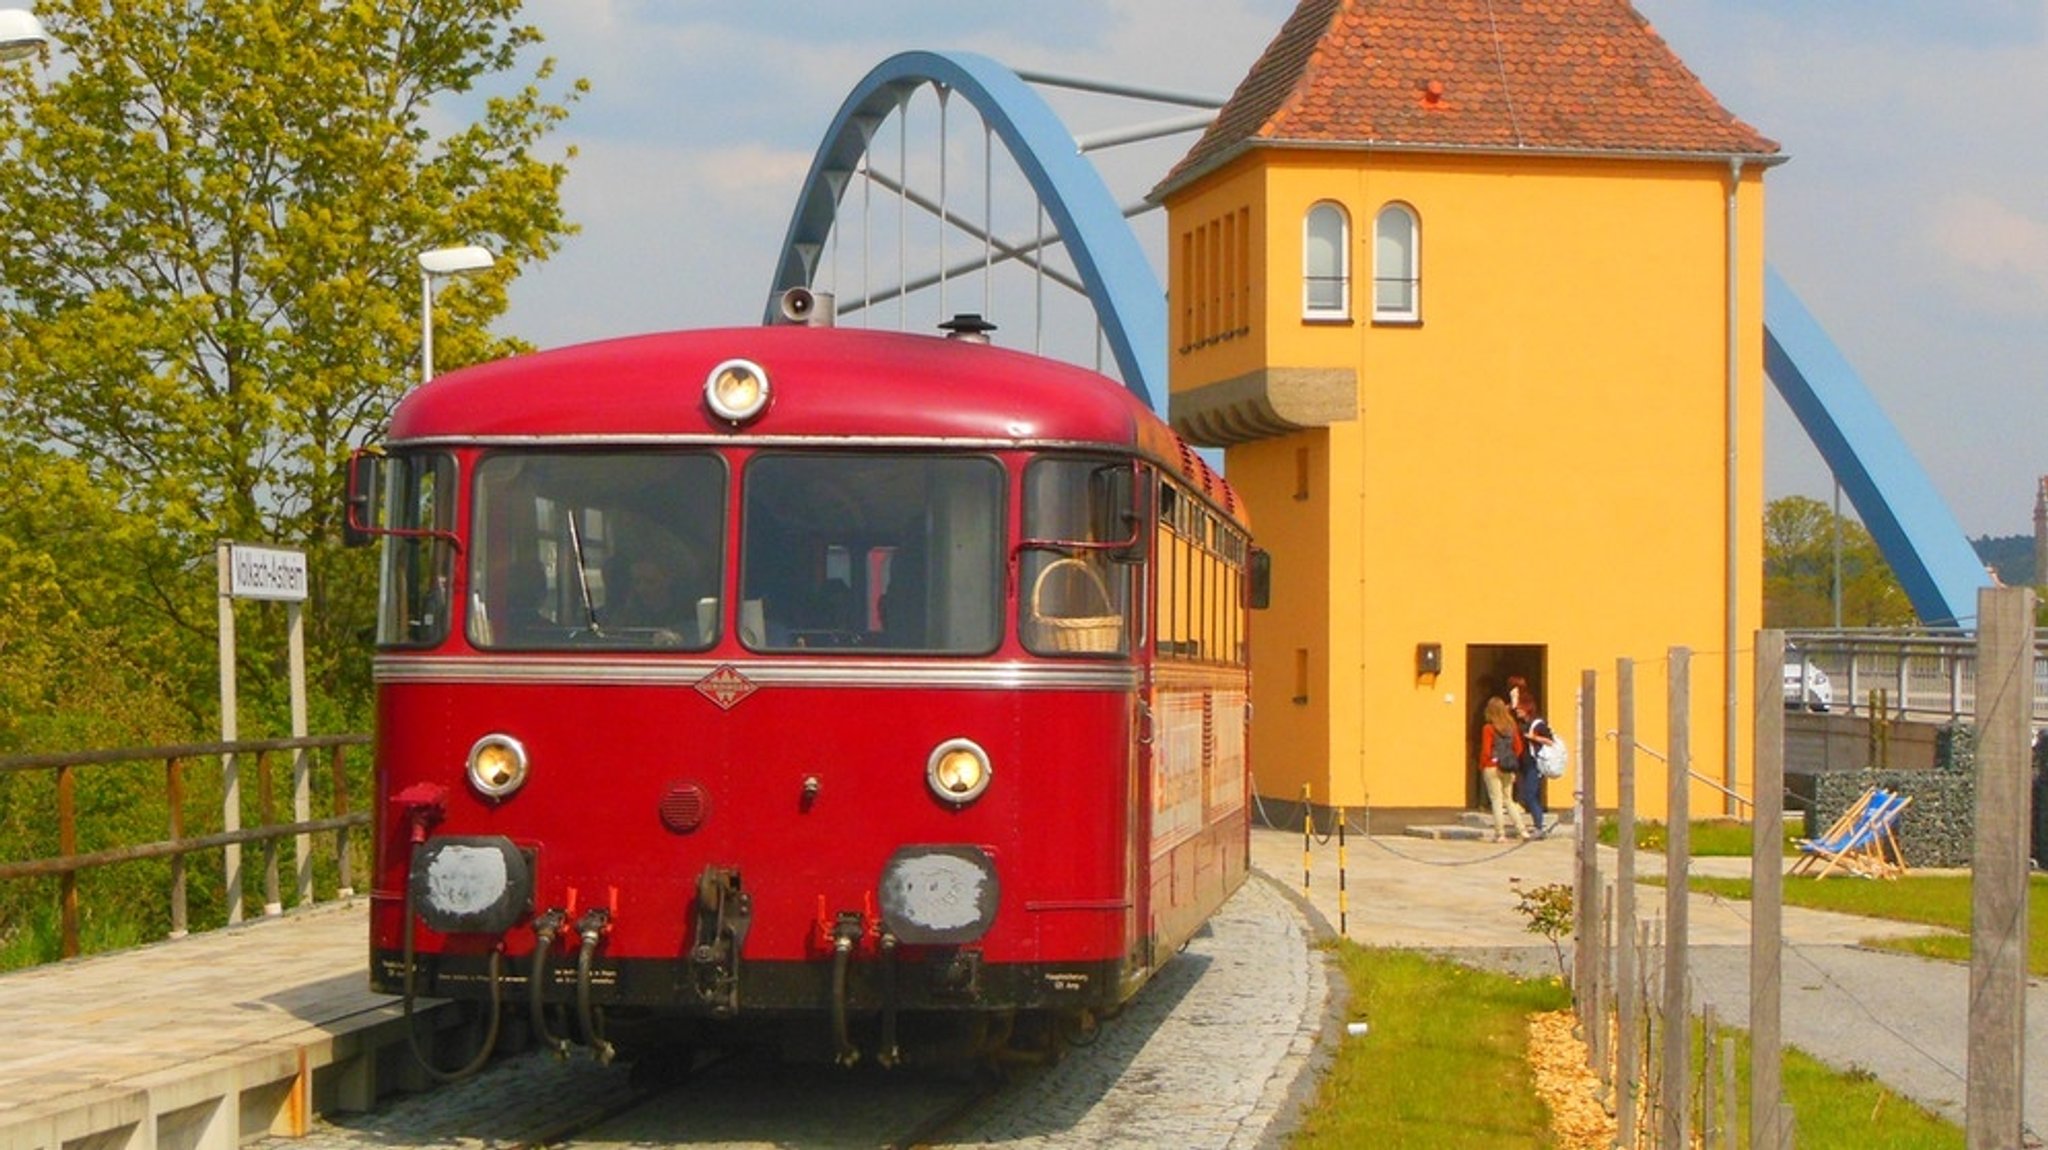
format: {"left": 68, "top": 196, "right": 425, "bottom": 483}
{"left": 418, "top": 244, "right": 494, "bottom": 383}
{"left": 0, "top": 8, "right": 49, "bottom": 61}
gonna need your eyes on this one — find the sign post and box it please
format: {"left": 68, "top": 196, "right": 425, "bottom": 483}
{"left": 217, "top": 541, "right": 310, "bottom": 922}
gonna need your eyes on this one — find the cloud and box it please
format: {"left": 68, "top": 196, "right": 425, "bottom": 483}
{"left": 1927, "top": 193, "right": 2048, "bottom": 313}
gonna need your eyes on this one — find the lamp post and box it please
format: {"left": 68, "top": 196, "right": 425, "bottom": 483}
{"left": 418, "top": 244, "right": 494, "bottom": 382}
{"left": 0, "top": 8, "right": 46, "bottom": 61}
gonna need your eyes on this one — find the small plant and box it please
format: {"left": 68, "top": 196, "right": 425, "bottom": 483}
{"left": 1509, "top": 879, "right": 1575, "bottom": 984}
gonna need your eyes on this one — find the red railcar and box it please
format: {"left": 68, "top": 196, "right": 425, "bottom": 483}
{"left": 354, "top": 319, "right": 1261, "bottom": 1068}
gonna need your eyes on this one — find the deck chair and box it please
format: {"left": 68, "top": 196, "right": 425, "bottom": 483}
{"left": 1790, "top": 786, "right": 1912, "bottom": 880}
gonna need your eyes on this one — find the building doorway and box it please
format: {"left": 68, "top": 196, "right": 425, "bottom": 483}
{"left": 1465, "top": 643, "right": 1547, "bottom": 807}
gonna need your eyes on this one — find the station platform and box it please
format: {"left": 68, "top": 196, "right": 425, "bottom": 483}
{"left": 0, "top": 899, "right": 459, "bottom": 1150}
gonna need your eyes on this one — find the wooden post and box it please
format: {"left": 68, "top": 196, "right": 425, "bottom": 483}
{"left": 57, "top": 762, "right": 78, "bottom": 958}
{"left": 1967, "top": 586, "right": 2034, "bottom": 1150}
{"left": 259, "top": 749, "right": 282, "bottom": 916}
{"left": 332, "top": 744, "right": 354, "bottom": 898}
{"left": 1575, "top": 670, "right": 1600, "bottom": 1028}
{"left": 217, "top": 540, "right": 244, "bottom": 924}
{"left": 289, "top": 601, "right": 312, "bottom": 907}
{"left": 1663, "top": 647, "right": 1692, "bottom": 1150}
{"left": 1596, "top": 882, "right": 1613, "bottom": 1086}
{"left": 168, "top": 756, "right": 188, "bottom": 939}
{"left": 1703, "top": 1003, "right": 1719, "bottom": 1149}
{"left": 1753, "top": 630, "right": 1786, "bottom": 1150}
{"left": 1616, "top": 657, "right": 1639, "bottom": 1145}
{"left": 1721, "top": 1035, "right": 1739, "bottom": 1150}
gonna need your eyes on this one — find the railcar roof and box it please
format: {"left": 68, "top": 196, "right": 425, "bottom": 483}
{"left": 389, "top": 325, "right": 1243, "bottom": 518}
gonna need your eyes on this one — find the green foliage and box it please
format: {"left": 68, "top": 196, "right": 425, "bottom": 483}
{"left": 1509, "top": 879, "right": 1574, "bottom": 983}
{"left": 0, "top": 3, "right": 569, "bottom": 963}
{"left": 0, "top": 1, "right": 583, "bottom": 733}
{"left": 1764, "top": 495, "right": 1913, "bottom": 628}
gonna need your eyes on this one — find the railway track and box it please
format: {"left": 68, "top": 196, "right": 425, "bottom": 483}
{"left": 257, "top": 875, "right": 1325, "bottom": 1149}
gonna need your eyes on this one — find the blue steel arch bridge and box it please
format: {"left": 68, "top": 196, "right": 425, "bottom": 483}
{"left": 765, "top": 50, "right": 1991, "bottom": 630}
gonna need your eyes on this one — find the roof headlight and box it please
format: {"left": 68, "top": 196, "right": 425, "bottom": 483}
{"left": 467, "top": 733, "right": 529, "bottom": 799}
{"left": 705, "top": 357, "right": 771, "bottom": 424}
{"left": 926, "top": 738, "right": 992, "bottom": 806}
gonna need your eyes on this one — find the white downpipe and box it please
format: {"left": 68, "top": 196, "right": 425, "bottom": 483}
{"left": 1725, "top": 157, "right": 1744, "bottom": 816}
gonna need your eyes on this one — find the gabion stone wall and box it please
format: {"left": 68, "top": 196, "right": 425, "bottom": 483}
{"left": 1802, "top": 723, "right": 2048, "bottom": 870}
{"left": 1807, "top": 768, "right": 1974, "bottom": 869}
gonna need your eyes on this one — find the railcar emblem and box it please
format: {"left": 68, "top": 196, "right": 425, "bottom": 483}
{"left": 695, "top": 664, "right": 758, "bottom": 710}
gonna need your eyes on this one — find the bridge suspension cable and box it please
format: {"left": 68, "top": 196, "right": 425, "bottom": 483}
{"left": 767, "top": 51, "right": 1221, "bottom": 412}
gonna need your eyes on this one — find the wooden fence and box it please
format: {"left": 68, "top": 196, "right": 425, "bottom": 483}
{"left": 0, "top": 733, "right": 372, "bottom": 959}
{"left": 1574, "top": 593, "right": 2036, "bottom": 1148}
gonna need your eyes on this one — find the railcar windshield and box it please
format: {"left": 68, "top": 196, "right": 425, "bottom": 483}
{"left": 375, "top": 452, "right": 457, "bottom": 647}
{"left": 739, "top": 453, "right": 1003, "bottom": 653}
{"left": 468, "top": 451, "right": 726, "bottom": 650}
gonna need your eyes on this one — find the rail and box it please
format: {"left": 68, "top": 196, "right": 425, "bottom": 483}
{"left": 0, "top": 733, "right": 372, "bottom": 960}
{"left": 1783, "top": 628, "right": 2048, "bottom": 725}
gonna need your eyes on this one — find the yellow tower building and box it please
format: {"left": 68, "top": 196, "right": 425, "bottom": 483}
{"left": 1150, "top": 0, "right": 1783, "bottom": 821}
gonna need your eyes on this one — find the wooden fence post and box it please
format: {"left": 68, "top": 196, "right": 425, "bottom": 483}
{"left": 58, "top": 762, "right": 78, "bottom": 958}
{"left": 1662, "top": 647, "right": 1692, "bottom": 1150}
{"left": 1616, "top": 657, "right": 1638, "bottom": 1145}
{"left": 1753, "top": 630, "right": 1786, "bottom": 1150}
{"left": 167, "top": 756, "right": 188, "bottom": 939}
{"left": 1967, "top": 586, "right": 2034, "bottom": 1150}
{"left": 1575, "top": 669, "right": 1600, "bottom": 1029}
{"left": 331, "top": 744, "right": 355, "bottom": 898}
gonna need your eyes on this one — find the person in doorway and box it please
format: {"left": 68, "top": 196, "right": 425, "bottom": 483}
{"left": 1514, "top": 694, "right": 1555, "bottom": 837}
{"left": 1479, "top": 695, "right": 1534, "bottom": 842}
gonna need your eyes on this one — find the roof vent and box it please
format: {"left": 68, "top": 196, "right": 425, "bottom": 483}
{"left": 938, "top": 314, "right": 997, "bottom": 343}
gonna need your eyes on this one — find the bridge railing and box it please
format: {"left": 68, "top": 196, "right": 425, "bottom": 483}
{"left": 1783, "top": 628, "right": 2048, "bottom": 725}
{"left": 0, "top": 733, "right": 372, "bottom": 962}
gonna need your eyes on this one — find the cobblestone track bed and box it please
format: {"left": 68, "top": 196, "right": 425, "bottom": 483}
{"left": 259, "top": 874, "right": 1331, "bottom": 1149}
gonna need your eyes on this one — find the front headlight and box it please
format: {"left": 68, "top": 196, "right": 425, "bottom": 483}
{"left": 705, "top": 357, "right": 771, "bottom": 424}
{"left": 926, "top": 738, "right": 992, "bottom": 806}
{"left": 467, "top": 733, "right": 529, "bottom": 799}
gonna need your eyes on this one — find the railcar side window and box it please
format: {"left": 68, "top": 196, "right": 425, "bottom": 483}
{"left": 740, "top": 454, "right": 1003, "bottom": 654}
{"left": 375, "top": 452, "right": 457, "bottom": 647}
{"left": 1019, "top": 458, "right": 1133, "bottom": 658}
{"left": 1152, "top": 479, "right": 1251, "bottom": 666}
{"left": 467, "top": 452, "right": 726, "bottom": 650}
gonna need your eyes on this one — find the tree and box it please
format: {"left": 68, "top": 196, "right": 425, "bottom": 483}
{"left": 1763, "top": 495, "right": 1913, "bottom": 628}
{"left": 0, "top": 1, "right": 583, "bottom": 734}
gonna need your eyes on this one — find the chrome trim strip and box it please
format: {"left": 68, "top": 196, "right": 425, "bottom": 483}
{"left": 374, "top": 655, "right": 1140, "bottom": 691}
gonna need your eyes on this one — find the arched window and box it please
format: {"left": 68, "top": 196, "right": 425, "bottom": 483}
{"left": 1302, "top": 202, "right": 1349, "bottom": 319}
{"left": 1374, "top": 203, "right": 1419, "bottom": 322}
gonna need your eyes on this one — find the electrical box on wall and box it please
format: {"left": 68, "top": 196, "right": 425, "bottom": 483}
{"left": 1416, "top": 642, "right": 1442, "bottom": 677}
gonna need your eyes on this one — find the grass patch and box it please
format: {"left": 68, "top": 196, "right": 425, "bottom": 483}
{"left": 1764, "top": 1031, "right": 1962, "bottom": 1148}
{"left": 1598, "top": 817, "right": 1805, "bottom": 857}
{"left": 1679, "top": 873, "right": 2048, "bottom": 976}
{"left": 1294, "top": 943, "right": 1964, "bottom": 1148}
{"left": 1291, "top": 944, "right": 1569, "bottom": 1147}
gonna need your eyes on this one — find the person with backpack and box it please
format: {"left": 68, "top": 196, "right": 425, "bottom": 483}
{"left": 1514, "top": 695, "right": 1556, "bottom": 837}
{"left": 1479, "top": 695, "right": 1534, "bottom": 841}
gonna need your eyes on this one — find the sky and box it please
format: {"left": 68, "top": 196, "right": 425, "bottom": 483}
{"left": 492, "top": 1, "right": 2048, "bottom": 540}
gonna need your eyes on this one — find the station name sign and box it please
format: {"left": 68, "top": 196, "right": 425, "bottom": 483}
{"left": 228, "top": 543, "right": 308, "bottom": 602}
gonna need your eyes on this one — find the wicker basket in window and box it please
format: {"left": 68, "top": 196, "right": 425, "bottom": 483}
{"left": 1030, "top": 557, "right": 1121, "bottom": 653}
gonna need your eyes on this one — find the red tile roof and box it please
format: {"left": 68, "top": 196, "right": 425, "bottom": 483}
{"left": 1153, "top": 0, "right": 1780, "bottom": 198}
